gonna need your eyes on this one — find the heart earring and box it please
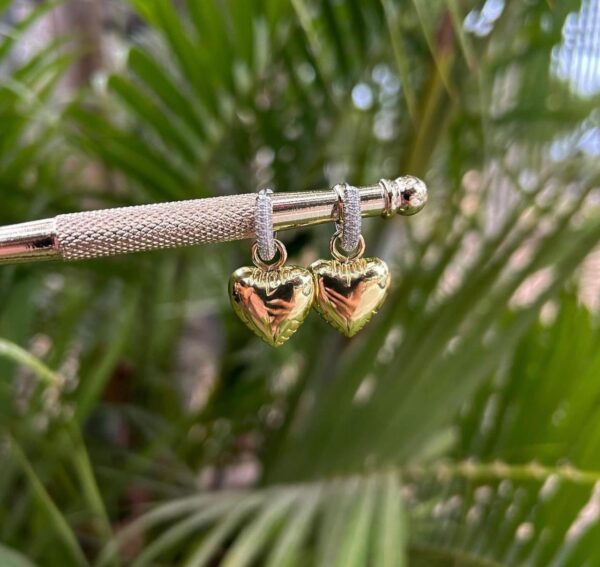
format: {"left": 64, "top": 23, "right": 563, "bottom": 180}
{"left": 309, "top": 183, "right": 390, "bottom": 337}
{"left": 229, "top": 188, "right": 315, "bottom": 347}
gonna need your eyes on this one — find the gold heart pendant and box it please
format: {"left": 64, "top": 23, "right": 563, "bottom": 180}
{"left": 229, "top": 266, "right": 315, "bottom": 347}
{"left": 310, "top": 257, "right": 390, "bottom": 337}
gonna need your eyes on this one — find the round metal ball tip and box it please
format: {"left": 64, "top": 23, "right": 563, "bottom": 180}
{"left": 396, "top": 175, "right": 428, "bottom": 216}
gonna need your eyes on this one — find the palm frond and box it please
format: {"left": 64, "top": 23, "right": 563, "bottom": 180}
{"left": 99, "top": 473, "right": 408, "bottom": 567}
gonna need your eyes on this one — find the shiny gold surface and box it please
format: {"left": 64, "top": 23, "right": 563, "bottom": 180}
{"left": 229, "top": 265, "right": 315, "bottom": 347}
{"left": 310, "top": 257, "right": 390, "bottom": 337}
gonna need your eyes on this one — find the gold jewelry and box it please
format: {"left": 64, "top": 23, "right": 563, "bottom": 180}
{"left": 229, "top": 190, "right": 315, "bottom": 347}
{"left": 309, "top": 184, "right": 390, "bottom": 337}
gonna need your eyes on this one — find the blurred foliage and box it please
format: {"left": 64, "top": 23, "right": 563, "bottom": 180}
{"left": 1, "top": 0, "right": 600, "bottom": 565}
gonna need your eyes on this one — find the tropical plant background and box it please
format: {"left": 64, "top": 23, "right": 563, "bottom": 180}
{"left": 1, "top": 0, "right": 600, "bottom": 565}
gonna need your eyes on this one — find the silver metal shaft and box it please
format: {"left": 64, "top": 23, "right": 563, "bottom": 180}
{"left": 0, "top": 176, "right": 427, "bottom": 265}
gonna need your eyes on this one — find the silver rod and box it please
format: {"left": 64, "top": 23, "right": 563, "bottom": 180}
{"left": 0, "top": 176, "right": 427, "bottom": 265}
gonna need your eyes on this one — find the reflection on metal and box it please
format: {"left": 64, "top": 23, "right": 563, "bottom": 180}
{"left": 310, "top": 257, "right": 391, "bottom": 338}
{"left": 229, "top": 265, "right": 315, "bottom": 347}
{"left": 0, "top": 219, "right": 59, "bottom": 264}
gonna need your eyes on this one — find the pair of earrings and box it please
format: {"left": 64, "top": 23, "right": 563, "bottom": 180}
{"left": 229, "top": 184, "right": 390, "bottom": 347}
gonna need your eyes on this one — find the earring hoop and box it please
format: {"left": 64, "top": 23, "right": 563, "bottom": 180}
{"left": 333, "top": 183, "right": 362, "bottom": 254}
{"left": 255, "top": 188, "right": 275, "bottom": 262}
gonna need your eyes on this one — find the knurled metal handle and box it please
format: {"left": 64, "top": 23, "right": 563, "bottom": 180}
{"left": 0, "top": 176, "right": 427, "bottom": 265}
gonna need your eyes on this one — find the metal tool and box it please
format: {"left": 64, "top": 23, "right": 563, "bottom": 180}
{"left": 0, "top": 176, "right": 427, "bottom": 266}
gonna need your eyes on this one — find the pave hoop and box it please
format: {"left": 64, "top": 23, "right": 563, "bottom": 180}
{"left": 255, "top": 188, "right": 275, "bottom": 262}
{"left": 333, "top": 183, "right": 362, "bottom": 253}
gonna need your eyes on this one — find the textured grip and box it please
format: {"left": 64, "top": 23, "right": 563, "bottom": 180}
{"left": 55, "top": 194, "right": 256, "bottom": 261}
